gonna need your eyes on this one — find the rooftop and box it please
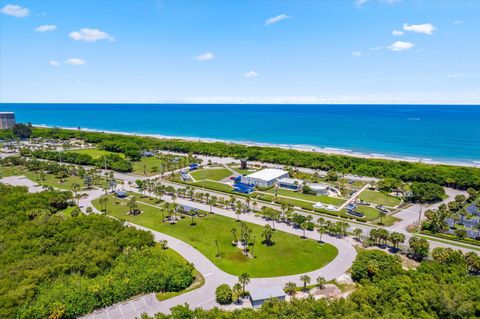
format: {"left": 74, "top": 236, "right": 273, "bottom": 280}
{"left": 278, "top": 178, "right": 303, "bottom": 185}
{"left": 245, "top": 168, "right": 288, "bottom": 181}
{"left": 249, "top": 285, "right": 285, "bottom": 301}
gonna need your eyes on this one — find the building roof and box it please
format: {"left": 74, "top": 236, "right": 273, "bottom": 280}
{"left": 278, "top": 178, "right": 302, "bottom": 185}
{"left": 467, "top": 203, "right": 479, "bottom": 214}
{"left": 310, "top": 183, "right": 329, "bottom": 191}
{"left": 245, "top": 168, "right": 288, "bottom": 182}
{"left": 0, "top": 112, "right": 14, "bottom": 114}
{"left": 249, "top": 285, "right": 285, "bottom": 301}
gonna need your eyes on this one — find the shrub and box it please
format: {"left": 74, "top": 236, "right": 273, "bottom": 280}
{"left": 215, "top": 284, "right": 233, "bottom": 305}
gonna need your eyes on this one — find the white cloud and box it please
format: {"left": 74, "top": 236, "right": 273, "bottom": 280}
{"left": 387, "top": 41, "right": 415, "bottom": 52}
{"left": 352, "top": 51, "right": 363, "bottom": 57}
{"left": 454, "top": 20, "right": 463, "bottom": 25}
{"left": 48, "top": 60, "right": 60, "bottom": 67}
{"left": 403, "top": 23, "right": 436, "bottom": 35}
{"left": 65, "top": 58, "right": 86, "bottom": 65}
{"left": 1, "top": 4, "right": 29, "bottom": 17}
{"left": 392, "top": 30, "right": 404, "bottom": 36}
{"left": 243, "top": 70, "right": 259, "bottom": 78}
{"left": 35, "top": 25, "right": 57, "bottom": 32}
{"left": 69, "top": 28, "right": 114, "bottom": 42}
{"left": 265, "top": 14, "right": 291, "bottom": 26}
{"left": 195, "top": 52, "right": 215, "bottom": 61}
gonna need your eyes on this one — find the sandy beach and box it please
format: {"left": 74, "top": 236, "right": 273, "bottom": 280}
{"left": 32, "top": 125, "right": 480, "bottom": 168}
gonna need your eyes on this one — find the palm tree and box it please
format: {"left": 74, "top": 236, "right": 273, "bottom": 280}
{"left": 300, "top": 275, "right": 311, "bottom": 291}
{"left": 252, "top": 201, "right": 258, "bottom": 212}
{"left": 378, "top": 211, "right": 386, "bottom": 224}
{"left": 353, "top": 228, "right": 363, "bottom": 240}
{"left": 261, "top": 224, "right": 274, "bottom": 245}
{"left": 300, "top": 221, "right": 308, "bottom": 238}
{"left": 238, "top": 273, "right": 250, "bottom": 294}
{"left": 317, "top": 225, "right": 327, "bottom": 242}
{"left": 231, "top": 227, "right": 238, "bottom": 243}
{"left": 232, "top": 283, "right": 243, "bottom": 302}
{"left": 316, "top": 276, "right": 326, "bottom": 290}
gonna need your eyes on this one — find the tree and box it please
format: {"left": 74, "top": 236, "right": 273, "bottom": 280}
{"left": 300, "top": 275, "right": 311, "bottom": 291}
{"left": 353, "top": 228, "right": 363, "bottom": 240}
{"left": 454, "top": 228, "right": 467, "bottom": 240}
{"left": 215, "top": 284, "right": 233, "bottom": 305}
{"left": 378, "top": 211, "right": 386, "bottom": 224}
{"left": 86, "top": 206, "right": 93, "bottom": 214}
{"left": 316, "top": 276, "right": 326, "bottom": 290}
{"left": 238, "top": 273, "right": 250, "bottom": 294}
{"left": 351, "top": 250, "right": 402, "bottom": 282}
{"left": 232, "top": 283, "right": 243, "bottom": 303}
{"left": 261, "top": 224, "right": 274, "bottom": 245}
{"left": 317, "top": 225, "right": 327, "bottom": 242}
{"left": 408, "top": 182, "right": 445, "bottom": 203}
{"left": 408, "top": 237, "right": 430, "bottom": 261}
{"left": 12, "top": 123, "right": 33, "bottom": 138}
{"left": 127, "top": 197, "right": 139, "bottom": 215}
{"left": 231, "top": 227, "right": 238, "bottom": 243}
{"left": 389, "top": 232, "right": 406, "bottom": 250}
{"left": 284, "top": 282, "right": 297, "bottom": 296}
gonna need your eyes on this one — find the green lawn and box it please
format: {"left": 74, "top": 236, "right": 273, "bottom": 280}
{"left": 190, "top": 168, "right": 233, "bottom": 181}
{"left": 22, "top": 171, "right": 85, "bottom": 191}
{"left": 191, "top": 180, "right": 235, "bottom": 193}
{"left": 359, "top": 190, "right": 401, "bottom": 207}
{"left": 227, "top": 165, "right": 258, "bottom": 176}
{"left": 0, "top": 166, "right": 21, "bottom": 178}
{"left": 92, "top": 195, "right": 338, "bottom": 277}
{"left": 264, "top": 188, "right": 345, "bottom": 206}
{"left": 65, "top": 148, "right": 124, "bottom": 159}
{"left": 355, "top": 205, "right": 380, "bottom": 221}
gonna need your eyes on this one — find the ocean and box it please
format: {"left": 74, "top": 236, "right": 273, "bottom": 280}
{"left": 1, "top": 104, "right": 479, "bottom": 165}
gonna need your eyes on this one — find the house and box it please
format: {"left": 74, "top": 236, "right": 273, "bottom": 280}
{"left": 309, "top": 183, "right": 330, "bottom": 195}
{"left": 467, "top": 203, "right": 479, "bottom": 216}
{"left": 242, "top": 169, "right": 288, "bottom": 188}
{"left": 189, "top": 163, "right": 199, "bottom": 171}
{"left": 249, "top": 285, "right": 286, "bottom": 309}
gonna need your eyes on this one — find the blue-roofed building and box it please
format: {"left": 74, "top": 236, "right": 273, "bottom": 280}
{"left": 115, "top": 190, "right": 127, "bottom": 198}
{"left": 233, "top": 181, "right": 255, "bottom": 194}
{"left": 189, "top": 163, "right": 199, "bottom": 171}
{"left": 249, "top": 286, "right": 286, "bottom": 309}
{"left": 346, "top": 203, "right": 356, "bottom": 212}
{"left": 467, "top": 203, "right": 479, "bottom": 216}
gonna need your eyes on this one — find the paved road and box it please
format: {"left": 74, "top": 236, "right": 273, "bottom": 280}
{"left": 82, "top": 186, "right": 357, "bottom": 318}
{"left": 0, "top": 175, "right": 44, "bottom": 193}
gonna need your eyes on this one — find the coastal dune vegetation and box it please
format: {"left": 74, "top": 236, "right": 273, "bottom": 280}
{"left": 21, "top": 127, "right": 480, "bottom": 189}
{"left": 0, "top": 184, "right": 194, "bottom": 319}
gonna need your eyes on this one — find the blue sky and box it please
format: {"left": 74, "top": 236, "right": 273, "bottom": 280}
{"left": 1, "top": 0, "right": 479, "bottom": 104}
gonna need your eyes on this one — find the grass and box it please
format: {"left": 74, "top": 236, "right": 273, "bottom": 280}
{"left": 132, "top": 157, "right": 167, "bottom": 176}
{"left": 227, "top": 165, "right": 258, "bottom": 176}
{"left": 191, "top": 180, "right": 235, "bottom": 193}
{"left": 92, "top": 195, "right": 338, "bottom": 278}
{"left": 375, "top": 215, "right": 400, "bottom": 227}
{"left": 65, "top": 148, "right": 124, "bottom": 159}
{"left": 264, "top": 188, "right": 345, "bottom": 206}
{"left": 355, "top": 205, "right": 380, "bottom": 221}
{"left": 22, "top": 171, "right": 85, "bottom": 191}
{"left": 359, "top": 190, "right": 401, "bottom": 207}
{"left": 190, "top": 168, "right": 233, "bottom": 181}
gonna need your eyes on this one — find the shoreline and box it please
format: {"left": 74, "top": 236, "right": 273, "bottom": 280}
{"left": 34, "top": 124, "right": 480, "bottom": 168}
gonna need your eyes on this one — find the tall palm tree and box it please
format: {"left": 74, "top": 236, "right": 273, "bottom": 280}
{"left": 316, "top": 276, "right": 326, "bottom": 290}
{"left": 238, "top": 273, "right": 250, "bottom": 294}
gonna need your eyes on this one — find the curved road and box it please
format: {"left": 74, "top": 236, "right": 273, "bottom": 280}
{"left": 80, "top": 188, "right": 356, "bottom": 319}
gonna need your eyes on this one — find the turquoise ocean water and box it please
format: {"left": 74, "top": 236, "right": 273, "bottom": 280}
{"left": 1, "top": 104, "right": 479, "bottom": 165}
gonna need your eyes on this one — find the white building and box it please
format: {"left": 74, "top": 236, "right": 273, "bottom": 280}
{"left": 277, "top": 178, "right": 303, "bottom": 191}
{"left": 249, "top": 285, "right": 286, "bottom": 309}
{"left": 242, "top": 168, "right": 288, "bottom": 188}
